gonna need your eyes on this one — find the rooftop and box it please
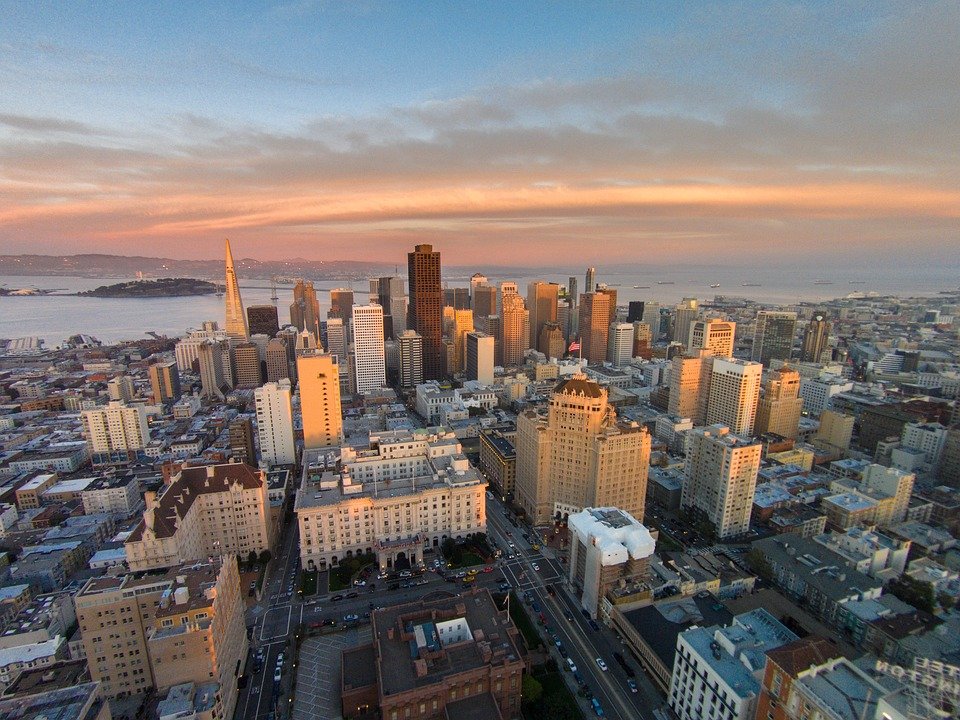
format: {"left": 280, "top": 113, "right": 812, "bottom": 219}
{"left": 0, "top": 683, "right": 104, "bottom": 720}
{"left": 568, "top": 507, "right": 656, "bottom": 565}
{"left": 366, "top": 588, "right": 522, "bottom": 697}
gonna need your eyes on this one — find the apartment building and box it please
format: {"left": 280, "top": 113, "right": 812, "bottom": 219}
{"left": 295, "top": 429, "right": 486, "bottom": 571}
{"left": 80, "top": 474, "right": 142, "bottom": 517}
{"left": 125, "top": 463, "right": 272, "bottom": 571}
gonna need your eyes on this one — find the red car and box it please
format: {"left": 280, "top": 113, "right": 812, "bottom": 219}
{"left": 482, "top": 566, "right": 494, "bottom": 573}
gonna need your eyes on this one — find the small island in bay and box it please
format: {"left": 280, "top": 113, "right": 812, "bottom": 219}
{"left": 78, "top": 277, "right": 219, "bottom": 298}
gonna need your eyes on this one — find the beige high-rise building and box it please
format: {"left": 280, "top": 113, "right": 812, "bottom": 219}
{"left": 607, "top": 322, "right": 633, "bottom": 366}
{"left": 500, "top": 292, "right": 528, "bottom": 367}
{"left": 255, "top": 379, "right": 296, "bottom": 466}
{"left": 351, "top": 303, "right": 386, "bottom": 394}
{"left": 265, "top": 337, "right": 291, "bottom": 382}
{"left": 688, "top": 319, "right": 735, "bottom": 358}
{"left": 578, "top": 292, "right": 611, "bottom": 364}
{"left": 682, "top": 425, "right": 762, "bottom": 538}
{"left": 298, "top": 351, "right": 343, "bottom": 449}
{"left": 515, "top": 374, "right": 651, "bottom": 525}
{"left": 672, "top": 298, "right": 698, "bottom": 346}
{"left": 76, "top": 559, "right": 246, "bottom": 720}
{"left": 452, "top": 308, "right": 475, "bottom": 373}
{"left": 527, "top": 281, "right": 559, "bottom": 349}
{"left": 755, "top": 368, "right": 803, "bottom": 439}
{"left": 125, "top": 463, "right": 272, "bottom": 571}
{"left": 705, "top": 358, "right": 763, "bottom": 436}
{"left": 668, "top": 351, "right": 711, "bottom": 422}
{"left": 149, "top": 361, "right": 181, "bottom": 403}
{"left": 815, "top": 409, "right": 855, "bottom": 451}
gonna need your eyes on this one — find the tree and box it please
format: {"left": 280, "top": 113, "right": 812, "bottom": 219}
{"left": 259, "top": 549, "right": 272, "bottom": 565}
{"left": 888, "top": 576, "right": 936, "bottom": 613}
{"left": 521, "top": 674, "right": 543, "bottom": 704}
{"left": 441, "top": 537, "right": 458, "bottom": 562}
{"left": 746, "top": 548, "right": 772, "bottom": 581}
{"left": 247, "top": 550, "right": 258, "bottom": 569}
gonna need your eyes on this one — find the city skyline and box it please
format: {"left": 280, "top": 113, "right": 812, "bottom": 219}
{"left": 1, "top": 3, "right": 958, "bottom": 269}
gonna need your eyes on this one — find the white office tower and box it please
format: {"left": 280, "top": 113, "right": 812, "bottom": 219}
{"left": 254, "top": 379, "right": 296, "bottom": 466}
{"left": 705, "top": 358, "right": 763, "bottom": 436}
{"left": 465, "top": 332, "right": 495, "bottom": 385}
{"left": 688, "top": 319, "right": 736, "bottom": 358}
{"left": 607, "top": 322, "right": 633, "bottom": 366}
{"left": 682, "top": 425, "right": 762, "bottom": 538}
{"left": 325, "top": 317, "right": 346, "bottom": 361}
{"left": 397, "top": 330, "right": 424, "bottom": 388}
{"left": 351, "top": 304, "right": 386, "bottom": 394}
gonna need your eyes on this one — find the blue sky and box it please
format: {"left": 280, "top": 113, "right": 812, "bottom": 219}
{"left": 0, "top": 2, "right": 958, "bottom": 266}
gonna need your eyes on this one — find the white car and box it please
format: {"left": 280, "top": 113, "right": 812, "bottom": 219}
{"left": 566, "top": 658, "right": 577, "bottom": 672}
{"left": 596, "top": 658, "right": 608, "bottom": 672}
{"left": 532, "top": 563, "right": 540, "bottom": 571}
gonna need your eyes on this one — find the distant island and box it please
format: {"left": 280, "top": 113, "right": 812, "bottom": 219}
{"left": 78, "top": 278, "right": 220, "bottom": 298}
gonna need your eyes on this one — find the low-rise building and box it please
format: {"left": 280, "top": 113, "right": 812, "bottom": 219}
{"left": 0, "top": 680, "right": 110, "bottom": 720}
{"left": 80, "top": 474, "right": 141, "bottom": 517}
{"left": 340, "top": 588, "right": 525, "bottom": 720}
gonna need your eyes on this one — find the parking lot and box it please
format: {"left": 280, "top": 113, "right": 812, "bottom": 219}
{"left": 292, "top": 625, "right": 372, "bottom": 720}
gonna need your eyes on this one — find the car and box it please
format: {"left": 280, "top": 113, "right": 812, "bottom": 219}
{"left": 614, "top": 652, "right": 636, "bottom": 677}
{"left": 558, "top": 645, "right": 568, "bottom": 658}
{"left": 277, "top": 651, "right": 285, "bottom": 665}
{"left": 331, "top": 594, "right": 343, "bottom": 602}
{"left": 565, "top": 658, "right": 577, "bottom": 672}
{"left": 346, "top": 592, "right": 359, "bottom": 599}
{"left": 353, "top": 580, "right": 366, "bottom": 587}
{"left": 627, "top": 679, "right": 638, "bottom": 693}
{"left": 562, "top": 609, "right": 574, "bottom": 621}
{"left": 588, "top": 619, "right": 600, "bottom": 631}
{"left": 531, "top": 544, "right": 540, "bottom": 551}
{"left": 498, "top": 582, "right": 511, "bottom": 591}
{"left": 273, "top": 667, "right": 282, "bottom": 683}
{"left": 482, "top": 566, "right": 494, "bottom": 573}
{"left": 532, "top": 563, "right": 540, "bottom": 571}
{"left": 531, "top": 601, "right": 541, "bottom": 613}
{"left": 399, "top": 570, "right": 412, "bottom": 578}
{"left": 595, "top": 657, "right": 608, "bottom": 672}
{"left": 590, "top": 697, "right": 604, "bottom": 717}
{"left": 546, "top": 585, "right": 555, "bottom": 596}
{"left": 343, "top": 613, "right": 360, "bottom": 622}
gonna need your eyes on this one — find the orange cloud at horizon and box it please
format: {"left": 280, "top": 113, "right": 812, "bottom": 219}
{"left": 1, "top": 179, "right": 957, "bottom": 242}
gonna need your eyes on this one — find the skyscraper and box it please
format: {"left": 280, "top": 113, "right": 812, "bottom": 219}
{"left": 486, "top": 315, "right": 503, "bottom": 366}
{"left": 567, "top": 277, "right": 579, "bottom": 337}
{"left": 290, "top": 279, "right": 321, "bottom": 339}
{"left": 597, "top": 286, "right": 618, "bottom": 325}
{"left": 255, "top": 379, "right": 296, "bottom": 466}
{"left": 705, "top": 358, "right": 763, "bottom": 436}
{"left": 752, "top": 311, "right": 797, "bottom": 365}
{"left": 632, "top": 322, "right": 652, "bottom": 359}
{"left": 688, "top": 319, "right": 736, "bottom": 357}
{"left": 452, "top": 308, "right": 475, "bottom": 374}
{"left": 443, "top": 287, "right": 470, "bottom": 310}
{"left": 526, "top": 281, "right": 559, "bottom": 349}
{"left": 351, "top": 304, "right": 386, "bottom": 394}
{"left": 374, "top": 276, "right": 407, "bottom": 338}
{"left": 671, "top": 298, "right": 698, "bottom": 346}
{"left": 515, "top": 374, "right": 651, "bottom": 525}
{"left": 668, "top": 351, "right": 710, "bottom": 421}
{"left": 234, "top": 342, "right": 263, "bottom": 388}
{"left": 801, "top": 313, "right": 831, "bottom": 363}
{"left": 578, "top": 292, "right": 611, "bottom": 364}
{"left": 198, "top": 338, "right": 229, "bottom": 399}
{"left": 265, "top": 338, "right": 291, "bottom": 382}
{"left": 539, "top": 322, "right": 565, "bottom": 360}
{"left": 407, "top": 244, "right": 443, "bottom": 379}
{"left": 469, "top": 273, "right": 488, "bottom": 300}
{"left": 472, "top": 284, "right": 497, "bottom": 333}
{"left": 329, "top": 288, "right": 355, "bottom": 342}
{"left": 247, "top": 305, "right": 280, "bottom": 337}
{"left": 607, "top": 322, "right": 633, "bottom": 366}
{"left": 298, "top": 351, "right": 343, "bottom": 449}
{"left": 682, "top": 425, "right": 762, "bottom": 538}
{"left": 397, "top": 330, "right": 424, "bottom": 388}
{"left": 149, "top": 361, "right": 181, "bottom": 403}
{"left": 224, "top": 238, "right": 248, "bottom": 340}
{"left": 325, "top": 317, "right": 345, "bottom": 360}
{"left": 500, "top": 291, "right": 529, "bottom": 366}
{"left": 755, "top": 368, "right": 804, "bottom": 439}
{"left": 466, "top": 331, "right": 495, "bottom": 385}
{"left": 585, "top": 267, "right": 596, "bottom": 293}
{"left": 627, "top": 301, "right": 645, "bottom": 323}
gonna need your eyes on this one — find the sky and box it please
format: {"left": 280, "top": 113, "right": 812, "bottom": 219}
{"left": 0, "top": 1, "right": 958, "bottom": 268}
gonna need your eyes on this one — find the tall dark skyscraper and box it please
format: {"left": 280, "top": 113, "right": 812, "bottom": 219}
{"left": 627, "top": 301, "right": 645, "bottom": 323}
{"left": 443, "top": 287, "right": 470, "bottom": 310}
{"left": 247, "top": 305, "right": 280, "bottom": 337}
{"left": 290, "top": 279, "right": 321, "bottom": 339}
{"left": 585, "top": 267, "right": 596, "bottom": 293}
{"left": 407, "top": 244, "right": 443, "bottom": 379}
{"left": 752, "top": 311, "right": 798, "bottom": 366}
{"left": 801, "top": 313, "right": 831, "bottom": 362}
